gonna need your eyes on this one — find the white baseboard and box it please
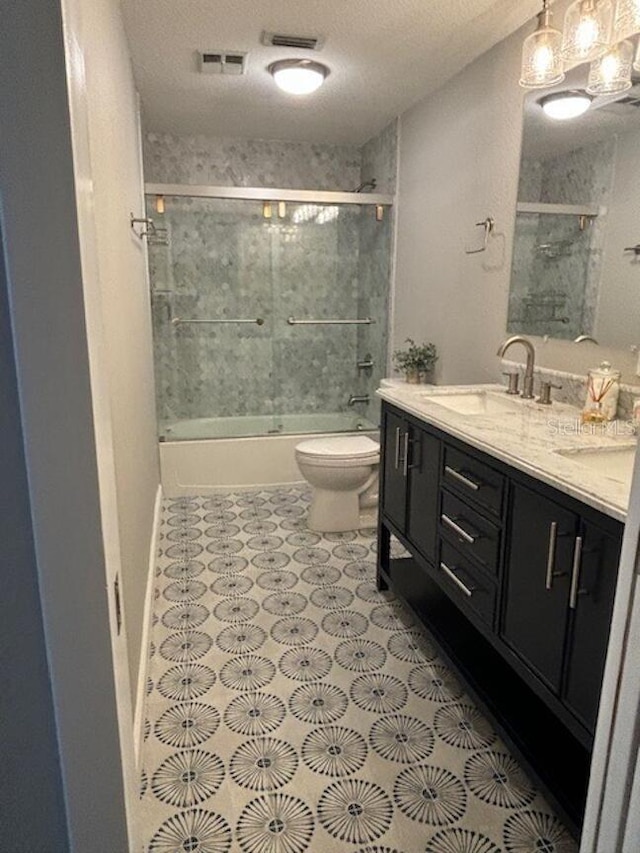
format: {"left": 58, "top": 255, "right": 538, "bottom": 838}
{"left": 133, "top": 483, "right": 162, "bottom": 770}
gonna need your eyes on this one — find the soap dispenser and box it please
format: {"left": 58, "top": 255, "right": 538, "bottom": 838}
{"left": 582, "top": 361, "right": 620, "bottom": 423}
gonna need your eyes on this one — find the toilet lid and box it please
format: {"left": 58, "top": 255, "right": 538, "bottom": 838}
{"left": 296, "top": 435, "right": 380, "bottom": 460}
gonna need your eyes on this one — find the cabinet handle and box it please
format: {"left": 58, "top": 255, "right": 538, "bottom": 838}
{"left": 569, "top": 536, "right": 583, "bottom": 610}
{"left": 441, "top": 513, "right": 477, "bottom": 544}
{"left": 444, "top": 465, "right": 481, "bottom": 492}
{"left": 545, "top": 522, "right": 558, "bottom": 590}
{"left": 394, "top": 427, "right": 401, "bottom": 470}
{"left": 407, "top": 433, "right": 422, "bottom": 471}
{"left": 440, "top": 561, "right": 474, "bottom": 597}
{"left": 402, "top": 432, "right": 410, "bottom": 477}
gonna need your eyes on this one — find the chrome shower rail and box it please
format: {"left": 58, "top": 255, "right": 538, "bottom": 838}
{"left": 287, "top": 317, "right": 374, "bottom": 326}
{"left": 145, "top": 183, "right": 394, "bottom": 207}
{"left": 172, "top": 317, "right": 265, "bottom": 326}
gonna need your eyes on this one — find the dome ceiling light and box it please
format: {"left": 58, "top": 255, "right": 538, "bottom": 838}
{"left": 539, "top": 89, "right": 593, "bottom": 118}
{"left": 268, "top": 59, "right": 329, "bottom": 95}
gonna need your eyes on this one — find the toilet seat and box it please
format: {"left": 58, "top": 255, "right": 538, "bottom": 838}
{"left": 295, "top": 435, "right": 379, "bottom": 464}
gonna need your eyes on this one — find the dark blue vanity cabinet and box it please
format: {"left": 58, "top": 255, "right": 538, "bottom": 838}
{"left": 377, "top": 400, "right": 623, "bottom": 833}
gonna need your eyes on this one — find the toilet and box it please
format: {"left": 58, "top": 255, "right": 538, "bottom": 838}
{"left": 295, "top": 435, "right": 380, "bottom": 533}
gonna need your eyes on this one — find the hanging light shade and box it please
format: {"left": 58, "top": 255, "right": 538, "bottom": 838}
{"left": 562, "top": 0, "right": 613, "bottom": 64}
{"left": 520, "top": 0, "right": 565, "bottom": 88}
{"left": 613, "top": 0, "right": 640, "bottom": 41}
{"left": 587, "top": 39, "right": 634, "bottom": 93}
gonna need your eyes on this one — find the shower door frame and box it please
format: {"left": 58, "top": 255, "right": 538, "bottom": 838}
{"left": 145, "top": 183, "right": 394, "bottom": 207}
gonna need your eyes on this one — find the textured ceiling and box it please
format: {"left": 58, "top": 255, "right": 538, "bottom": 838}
{"left": 121, "top": 0, "right": 540, "bottom": 145}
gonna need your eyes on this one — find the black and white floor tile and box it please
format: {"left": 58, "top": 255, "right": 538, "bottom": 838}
{"left": 139, "top": 486, "right": 578, "bottom": 853}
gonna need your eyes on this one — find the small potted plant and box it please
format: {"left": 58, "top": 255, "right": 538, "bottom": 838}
{"left": 393, "top": 338, "right": 438, "bottom": 384}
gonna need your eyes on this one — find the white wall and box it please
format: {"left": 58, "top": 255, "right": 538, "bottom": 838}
{"left": 77, "top": 0, "right": 160, "bottom": 700}
{"left": 395, "top": 18, "right": 640, "bottom": 386}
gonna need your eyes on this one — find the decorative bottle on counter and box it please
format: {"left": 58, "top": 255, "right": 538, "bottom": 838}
{"left": 581, "top": 361, "right": 620, "bottom": 423}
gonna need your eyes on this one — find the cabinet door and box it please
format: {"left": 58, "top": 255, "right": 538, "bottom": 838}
{"left": 563, "top": 520, "right": 621, "bottom": 732}
{"left": 407, "top": 426, "right": 440, "bottom": 564}
{"left": 381, "top": 408, "right": 407, "bottom": 531}
{"left": 502, "top": 483, "right": 577, "bottom": 693}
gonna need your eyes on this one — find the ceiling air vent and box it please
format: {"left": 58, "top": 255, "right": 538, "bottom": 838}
{"left": 261, "top": 31, "right": 325, "bottom": 51}
{"left": 199, "top": 51, "right": 247, "bottom": 75}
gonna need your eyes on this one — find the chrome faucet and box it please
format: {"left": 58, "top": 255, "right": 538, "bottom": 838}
{"left": 496, "top": 335, "right": 536, "bottom": 399}
{"left": 348, "top": 394, "right": 370, "bottom": 406}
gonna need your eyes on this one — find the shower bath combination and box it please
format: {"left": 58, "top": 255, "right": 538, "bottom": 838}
{"left": 146, "top": 182, "right": 393, "bottom": 492}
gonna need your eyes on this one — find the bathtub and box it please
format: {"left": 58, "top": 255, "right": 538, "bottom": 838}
{"left": 159, "top": 413, "right": 379, "bottom": 495}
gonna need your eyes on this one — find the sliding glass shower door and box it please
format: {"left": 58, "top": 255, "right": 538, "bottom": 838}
{"left": 146, "top": 191, "right": 392, "bottom": 440}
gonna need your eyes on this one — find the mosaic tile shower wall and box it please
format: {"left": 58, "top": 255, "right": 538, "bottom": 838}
{"left": 143, "top": 133, "right": 362, "bottom": 192}
{"left": 144, "top": 125, "right": 397, "bottom": 438}
{"left": 509, "top": 139, "right": 615, "bottom": 341}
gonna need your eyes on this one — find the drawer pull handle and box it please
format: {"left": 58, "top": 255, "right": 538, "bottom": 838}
{"left": 403, "top": 432, "right": 410, "bottom": 478}
{"left": 441, "top": 514, "right": 476, "bottom": 544}
{"left": 545, "top": 522, "right": 558, "bottom": 590}
{"left": 445, "top": 465, "right": 481, "bottom": 492}
{"left": 394, "top": 427, "right": 401, "bottom": 470}
{"left": 569, "top": 536, "right": 583, "bottom": 610}
{"left": 440, "top": 561, "right": 474, "bottom": 597}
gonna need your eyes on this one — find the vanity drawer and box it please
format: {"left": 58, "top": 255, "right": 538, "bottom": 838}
{"left": 442, "top": 445, "right": 505, "bottom": 517}
{"left": 438, "top": 540, "right": 497, "bottom": 627}
{"left": 440, "top": 490, "right": 501, "bottom": 575}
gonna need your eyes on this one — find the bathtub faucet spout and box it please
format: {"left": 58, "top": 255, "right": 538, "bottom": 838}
{"left": 348, "top": 395, "right": 370, "bottom": 406}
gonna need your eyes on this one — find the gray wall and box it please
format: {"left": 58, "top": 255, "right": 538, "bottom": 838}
{"left": 394, "top": 13, "right": 640, "bottom": 385}
{"left": 0, "top": 1, "right": 129, "bottom": 848}
{"left": 0, "top": 228, "right": 69, "bottom": 851}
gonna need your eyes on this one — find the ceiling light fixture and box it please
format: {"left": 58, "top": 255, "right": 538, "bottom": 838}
{"left": 587, "top": 38, "right": 634, "bottom": 92}
{"left": 613, "top": 0, "right": 640, "bottom": 41}
{"left": 561, "top": 0, "right": 613, "bottom": 64}
{"left": 520, "top": 0, "right": 640, "bottom": 95}
{"left": 520, "top": 0, "right": 565, "bottom": 88}
{"left": 268, "top": 59, "right": 329, "bottom": 95}
{"left": 539, "top": 89, "right": 593, "bottom": 118}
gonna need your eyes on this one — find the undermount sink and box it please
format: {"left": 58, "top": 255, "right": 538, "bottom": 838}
{"left": 420, "top": 390, "right": 524, "bottom": 416}
{"left": 554, "top": 445, "right": 637, "bottom": 486}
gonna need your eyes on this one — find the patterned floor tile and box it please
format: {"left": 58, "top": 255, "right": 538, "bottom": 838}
{"left": 139, "top": 486, "right": 578, "bottom": 853}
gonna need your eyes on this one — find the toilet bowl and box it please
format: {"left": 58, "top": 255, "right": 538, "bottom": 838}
{"left": 295, "top": 435, "right": 380, "bottom": 533}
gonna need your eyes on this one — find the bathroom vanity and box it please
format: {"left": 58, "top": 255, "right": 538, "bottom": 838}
{"left": 376, "top": 383, "right": 633, "bottom": 834}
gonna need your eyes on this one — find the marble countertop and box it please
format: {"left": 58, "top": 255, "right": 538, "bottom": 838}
{"left": 377, "top": 380, "right": 637, "bottom": 522}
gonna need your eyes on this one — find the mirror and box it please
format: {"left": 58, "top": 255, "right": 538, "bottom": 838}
{"left": 507, "top": 68, "right": 640, "bottom": 347}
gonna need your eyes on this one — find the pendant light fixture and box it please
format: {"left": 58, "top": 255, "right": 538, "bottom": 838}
{"left": 613, "top": 0, "right": 640, "bottom": 41}
{"left": 519, "top": 0, "right": 565, "bottom": 88}
{"left": 268, "top": 59, "right": 329, "bottom": 95}
{"left": 561, "top": 0, "right": 613, "bottom": 64}
{"left": 520, "top": 0, "right": 640, "bottom": 95}
{"left": 587, "top": 38, "right": 634, "bottom": 92}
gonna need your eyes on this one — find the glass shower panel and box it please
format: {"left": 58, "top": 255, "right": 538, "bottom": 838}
{"left": 270, "top": 203, "right": 362, "bottom": 434}
{"left": 508, "top": 211, "right": 595, "bottom": 340}
{"left": 147, "top": 195, "right": 275, "bottom": 439}
{"left": 356, "top": 204, "right": 392, "bottom": 426}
